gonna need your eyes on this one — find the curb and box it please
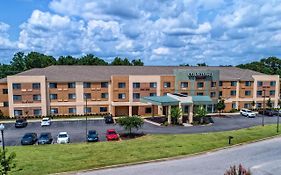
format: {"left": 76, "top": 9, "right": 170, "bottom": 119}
{"left": 143, "top": 119, "right": 161, "bottom": 126}
{"left": 54, "top": 134, "right": 281, "bottom": 175}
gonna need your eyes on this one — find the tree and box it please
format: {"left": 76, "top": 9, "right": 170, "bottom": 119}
{"left": 131, "top": 59, "right": 144, "bottom": 66}
{"left": 57, "top": 56, "right": 77, "bottom": 65}
{"left": 224, "top": 164, "right": 251, "bottom": 175}
{"left": 179, "top": 63, "right": 190, "bottom": 66}
{"left": 267, "top": 98, "right": 273, "bottom": 108}
{"left": 78, "top": 54, "right": 108, "bottom": 65}
{"left": 217, "top": 98, "right": 226, "bottom": 115}
{"left": 25, "top": 52, "right": 56, "bottom": 69}
{"left": 111, "top": 57, "right": 132, "bottom": 65}
{"left": 10, "top": 52, "right": 27, "bottom": 71}
{"left": 251, "top": 101, "right": 256, "bottom": 110}
{"left": 170, "top": 106, "right": 182, "bottom": 124}
{"left": 116, "top": 116, "right": 144, "bottom": 135}
{"left": 197, "top": 63, "right": 207, "bottom": 66}
{"left": 195, "top": 105, "right": 207, "bottom": 124}
{"left": 0, "top": 149, "right": 16, "bottom": 175}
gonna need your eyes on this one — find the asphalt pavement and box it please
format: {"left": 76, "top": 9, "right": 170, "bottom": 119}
{"left": 76, "top": 136, "right": 281, "bottom": 175}
{"left": 1, "top": 114, "right": 279, "bottom": 146}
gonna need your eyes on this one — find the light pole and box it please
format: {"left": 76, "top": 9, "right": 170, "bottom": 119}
{"left": 0, "top": 124, "right": 6, "bottom": 173}
{"left": 277, "top": 107, "right": 280, "bottom": 133}
{"left": 262, "top": 89, "right": 266, "bottom": 126}
{"left": 85, "top": 95, "right": 88, "bottom": 142}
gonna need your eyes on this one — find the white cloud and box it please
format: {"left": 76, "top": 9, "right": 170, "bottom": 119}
{"left": 153, "top": 47, "right": 170, "bottom": 55}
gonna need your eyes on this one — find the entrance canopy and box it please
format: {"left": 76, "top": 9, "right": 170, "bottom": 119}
{"left": 140, "top": 96, "right": 179, "bottom": 106}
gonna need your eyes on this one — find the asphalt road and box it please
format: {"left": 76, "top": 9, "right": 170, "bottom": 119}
{"left": 77, "top": 137, "right": 281, "bottom": 175}
{"left": 2, "top": 114, "right": 279, "bottom": 146}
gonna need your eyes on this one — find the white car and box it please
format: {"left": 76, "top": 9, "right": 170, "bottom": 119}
{"left": 240, "top": 108, "right": 256, "bottom": 118}
{"left": 41, "top": 118, "right": 51, "bottom": 126}
{"left": 57, "top": 132, "right": 70, "bottom": 144}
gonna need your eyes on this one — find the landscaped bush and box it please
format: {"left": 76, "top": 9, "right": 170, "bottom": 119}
{"left": 224, "top": 164, "right": 251, "bottom": 175}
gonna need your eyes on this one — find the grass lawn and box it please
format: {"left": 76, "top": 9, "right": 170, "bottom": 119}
{"left": 7, "top": 124, "right": 281, "bottom": 175}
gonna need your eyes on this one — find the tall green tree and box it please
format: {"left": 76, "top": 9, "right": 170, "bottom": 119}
{"left": 195, "top": 105, "right": 208, "bottom": 124}
{"left": 78, "top": 54, "right": 108, "bottom": 65}
{"left": 111, "top": 57, "right": 132, "bottom": 65}
{"left": 10, "top": 52, "right": 27, "bottom": 71}
{"left": 25, "top": 52, "right": 56, "bottom": 69}
{"left": 57, "top": 56, "right": 77, "bottom": 65}
{"left": 170, "top": 106, "right": 182, "bottom": 124}
{"left": 217, "top": 98, "right": 226, "bottom": 115}
{"left": 131, "top": 59, "right": 144, "bottom": 66}
{"left": 116, "top": 116, "right": 144, "bottom": 135}
{"left": 267, "top": 98, "right": 273, "bottom": 108}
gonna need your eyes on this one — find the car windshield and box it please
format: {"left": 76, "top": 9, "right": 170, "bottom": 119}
{"left": 89, "top": 131, "right": 96, "bottom": 135}
{"left": 16, "top": 119, "right": 24, "bottom": 123}
{"left": 108, "top": 131, "right": 116, "bottom": 135}
{"left": 58, "top": 134, "right": 67, "bottom": 138}
{"left": 40, "top": 133, "right": 50, "bottom": 139}
{"left": 246, "top": 110, "right": 252, "bottom": 112}
{"left": 42, "top": 119, "right": 49, "bottom": 121}
{"left": 23, "top": 134, "right": 33, "bottom": 138}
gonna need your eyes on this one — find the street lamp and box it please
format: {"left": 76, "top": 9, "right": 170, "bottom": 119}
{"left": 84, "top": 95, "right": 88, "bottom": 142}
{"left": 262, "top": 89, "right": 266, "bottom": 126}
{"left": 277, "top": 107, "right": 280, "bottom": 133}
{"left": 0, "top": 124, "right": 6, "bottom": 169}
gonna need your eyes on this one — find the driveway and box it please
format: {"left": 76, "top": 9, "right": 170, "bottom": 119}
{"left": 2, "top": 114, "right": 279, "bottom": 146}
{"left": 76, "top": 137, "right": 281, "bottom": 175}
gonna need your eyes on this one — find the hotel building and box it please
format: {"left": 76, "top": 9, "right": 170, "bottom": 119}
{"left": 0, "top": 66, "right": 279, "bottom": 123}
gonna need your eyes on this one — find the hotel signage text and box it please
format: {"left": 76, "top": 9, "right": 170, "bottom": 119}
{"left": 187, "top": 72, "right": 213, "bottom": 77}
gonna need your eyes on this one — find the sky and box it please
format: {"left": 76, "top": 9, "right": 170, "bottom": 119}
{"left": 0, "top": 0, "right": 281, "bottom": 66}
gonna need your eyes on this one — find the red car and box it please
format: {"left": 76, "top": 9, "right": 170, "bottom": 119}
{"left": 106, "top": 129, "right": 119, "bottom": 141}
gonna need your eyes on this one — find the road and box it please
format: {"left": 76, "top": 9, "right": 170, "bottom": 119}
{"left": 2, "top": 114, "right": 279, "bottom": 146}
{"left": 76, "top": 137, "right": 281, "bottom": 175}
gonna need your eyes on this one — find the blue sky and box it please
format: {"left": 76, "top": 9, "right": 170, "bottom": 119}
{"left": 0, "top": 0, "right": 281, "bottom": 65}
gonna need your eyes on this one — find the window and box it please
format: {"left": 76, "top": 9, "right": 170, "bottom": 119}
{"left": 211, "top": 82, "right": 216, "bottom": 87}
{"left": 210, "top": 92, "right": 216, "bottom": 98}
{"left": 32, "top": 83, "right": 40, "bottom": 89}
{"left": 219, "top": 81, "right": 223, "bottom": 86}
{"left": 257, "top": 81, "right": 263, "bottom": 87}
{"left": 118, "top": 82, "right": 126, "bottom": 88}
{"left": 14, "top": 110, "right": 23, "bottom": 116}
{"left": 68, "top": 108, "right": 76, "bottom": 114}
{"left": 84, "top": 93, "right": 91, "bottom": 99}
{"left": 118, "top": 93, "right": 126, "bottom": 99}
{"left": 150, "top": 82, "right": 157, "bottom": 88}
{"left": 101, "top": 82, "right": 108, "bottom": 88}
{"left": 68, "top": 93, "right": 76, "bottom": 99}
{"left": 100, "top": 107, "right": 108, "bottom": 112}
{"left": 34, "top": 109, "right": 42, "bottom": 116}
{"left": 150, "top": 93, "right": 157, "bottom": 96}
{"left": 3, "top": 102, "right": 8, "bottom": 107}
{"left": 244, "top": 103, "right": 250, "bottom": 108}
{"left": 197, "top": 82, "right": 204, "bottom": 88}
{"left": 257, "top": 90, "right": 263, "bottom": 96}
{"left": 219, "top": 91, "right": 223, "bottom": 97}
{"left": 33, "top": 94, "right": 41, "bottom": 101}
{"left": 13, "top": 95, "right": 22, "bottom": 101}
{"left": 197, "top": 92, "right": 204, "bottom": 96}
{"left": 245, "top": 90, "right": 251, "bottom": 96}
{"left": 163, "top": 82, "right": 171, "bottom": 88}
{"left": 2, "top": 89, "right": 8, "bottom": 94}
{"left": 101, "top": 93, "right": 108, "bottom": 99}
{"left": 50, "top": 108, "right": 58, "bottom": 114}
{"left": 232, "top": 103, "right": 237, "bottom": 109}
{"left": 270, "top": 90, "right": 275, "bottom": 96}
{"left": 257, "top": 103, "right": 262, "bottom": 108}
{"left": 180, "top": 82, "right": 188, "bottom": 88}
{"left": 68, "top": 82, "right": 76, "bottom": 88}
{"left": 245, "top": 81, "right": 251, "bottom": 86}
{"left": 12, "top": 83, "right": 21, "bottom": 90}
{"left": 270, "top": 81, "right": 276, "bottom": 86}
{"left": 83, "top": 82, "right": 91, "bottom": 88}
{"left": 133, "top": 93, "right": 140, "bottom": 99}
{"left": 133, "top": 82, "right": 140, "bottom": 88}
{"left": 230, "top": 90, "right": 236, "bottom": 96}
{"left": 231, "top": 81, "right": 237, "bottom": 86}
{"left": 84, "top": 107, "right": 91, "bottom": 113}
{"left": 145, "top": 107, "right": 152, "bottom": 113}
{"left": 50, "top": 94, "right": 57, "bottom": 100}
{"left": 49, "top": 83, "right": 57, "bottom": 88}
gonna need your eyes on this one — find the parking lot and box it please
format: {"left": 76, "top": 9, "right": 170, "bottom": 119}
{"left": 2, "top": 114, "right": 279, "bottom": 146}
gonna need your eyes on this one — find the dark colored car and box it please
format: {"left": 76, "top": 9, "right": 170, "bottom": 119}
{"left": 21, "top": 133, "right": 37, "bottom": 145}
{"left": 258, "top": 110, "right": 275, "bottom": 116}
{"left": 104, "top": 115, "right": 114, "bottom": 124}
{"left": 38, "top": 133, "right": 53, "bottom": 145}
{"left": 15, "top": 118, "right": 28, "bottom": 128}
{"left": 87, "top": 130, "right": 99, "bottom": 142}
{"left": 106, "top": 129, "right": 119, "bottom": 141}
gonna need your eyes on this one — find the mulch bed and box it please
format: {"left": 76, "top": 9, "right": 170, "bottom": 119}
{"left": 119, "top": 133, "right": 146, "bottom": 140}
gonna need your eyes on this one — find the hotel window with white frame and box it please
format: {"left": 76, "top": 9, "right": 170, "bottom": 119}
{"left": 245, "top": 90, "right": 251, "bottom": 96}
{"left": 197, "top": 92, "right": 204, "bottom": 96}
{"left": 245, "top": 81, "right": 251, "bottom": 86}
{"left": 84, "top": 107, "right": 91, "bottom": 113}
{"left": 68, "top": 108, "right": 76, "bottom": 114}
{"left": 50, "top": 108, "right": 58, "bottom": 114}
{"left": 34, "top": 109, "right": 42, "bottom": 116}
{"left": 270, "top": 90, "right": 275, "bottom": 96}
{"left": 101, "top": 82, "right": 108, "bottom": 88}
{"left": 118, "top": 93, "right": 126, "bottom": 99}
{"left": 14, "top": 110, "right": 23, "bottom": 116}
{"left": 257, "top": 90, "right": 263, "bottom": 96}
{"left": 211, "top": 82, "right": 216, "bottom": 87}
{"left": 230, "top": 90, "right": 236, "bottom": 96}
{"left": 257, "top": 81, "right": 263, "bottom": 87}
{"left": 12, "top": 83, "right": 21, "bottom": 90}
{"left": 101, "top": 93, "right": 108, "bottom": 99}
{"left": 33, "top": 94, "right": 41, "bottom": 101}
{"left": 83, "top": 82, "right": 91, "bottom": 88}
{"left": 50, "top": 94, "right": 57, "bottom": 100}
{"left": 100, "top": 107, "right": 108, "bottom": 112}
{"left": 219, "top": 81, "right": 223, "bottom": 86}
{"left": 270, "top": 81, "right": 276, "bottom": 86}
{"left": 49, "top": 83, "right": 57, "bottom": 88}
{"left": 84, "top": 93, "right": 91, "bottom": 99}
{"left": 133, "top": 82, "right": 140, "bottom": 88}
{"left": 150, "top": 93, "right": 157, "bottom": 96}
{"left": 32, "top": 83, "right": 40, "bottom": 89}
{"left": 180, "top": 82, "right": 188, "bottom": 88}
{"left": 232, "top": 103, "right": 236, "bottom": 109}
{"left": 150, "top": 82, "right": 157, "bottom": 88}
{"left": 133, "top": 93, "right": 140, "bottom": 99}
{"left": 68, "top": 82, "right": 76, "bottom": 88}
{"left": 163, "top": 82, "right": 171, "bottom": 88}
{"left": 68, "top": 93, "right": 76, "bottom": 99}
{"left": 13, "top": 95, "right": 22, "bottom": 101}
{"left": 230, "top": 81, "right": 237, "bottom": 86}
{"left": 118, "top": 82, "right": 126, "bottom": 88}
{"left": 210, "top": 92, "right": 216, "bottom": 98}
{"left": 197, "top": 82, "right": 204, "bottom": 88}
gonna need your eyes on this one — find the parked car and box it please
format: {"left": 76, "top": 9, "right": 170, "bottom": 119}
{"left": 240, "top": 108, "right": 256, "bottom": 118}
{"left": 104, "top": 115, "right": 114, "bottom": 124}
{"left": 87, "top": 130, "right": 99, "bottom": 142}
{"left": 21, "top": 133, "right": 37, "bottom": 145}
{"left": 106, "top": 129, "right": 119, "bottom": 141}
{"left": 15, "top": 118, "right": 28, "bottom": 128}
{"left": 41, "top": 117, "right": 51, "bottom": 126}
{"left": 57, "top": 132, "right": 70, "bottom": 144}
{"left": 38, "top": 132, "right": 53, "bottom": 145}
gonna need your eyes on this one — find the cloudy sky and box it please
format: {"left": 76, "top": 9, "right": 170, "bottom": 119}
{"left": 0, "top": 0, "right": 281, "bottom": 65}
